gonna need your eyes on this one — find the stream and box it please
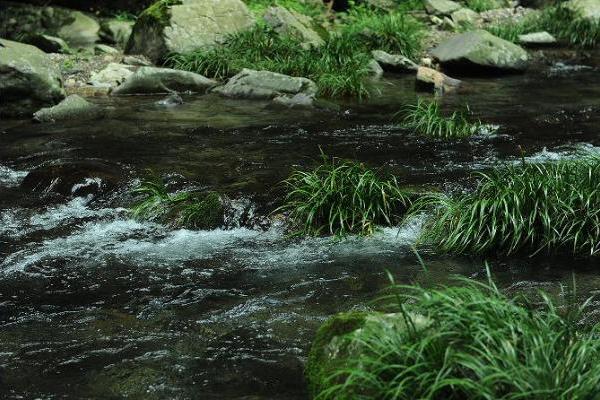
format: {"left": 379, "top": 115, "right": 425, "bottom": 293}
{"left": 1, "top": 54, "right": 600, "bottom": 399}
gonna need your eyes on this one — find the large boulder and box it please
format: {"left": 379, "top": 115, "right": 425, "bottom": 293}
{"left": 564, "top": 0, "right": 600, "bottom": 21}
{"left": 56, "top": 9, "right": 100, "bottom": 46}
{"left": 0, "top": 39, "right": 65, "bottom": 118}
{"left": 424, "top": 0, "right": 462, "bottom": 15}
{"left": 213, "top": 68, "right": 317, "bottom": 100}
{"left": 263, "top": 6, "right": 324, "bottom": 48}
{"left": 126, "top": 0, "right": 255, "bottom": 63}
{"left": 430, "top": 30, "right": 529, "bottom": 72}
{"left": 111, "top": 66, "right": 217, "bottom": 95}
{"left": 33, "top": 94, "right": 103, "bottom": 123}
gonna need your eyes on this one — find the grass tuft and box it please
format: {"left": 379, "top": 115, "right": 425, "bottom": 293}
{"left": 412, "top": 157, "right": 600, "bottom": 256}
{"left": 277, "top": 153, "right": 412, "bottom": 237}
{"left": 465, "top": 0, "right": 501, "bottom": 12}
{"left": 313, "top": 274, "right": 600, "bottom": 399}
{"left": 130, "top": 174, "right": 224, "bottom": 229}
{"left": 400, "top": 99, "right": 485, "bottom": 139}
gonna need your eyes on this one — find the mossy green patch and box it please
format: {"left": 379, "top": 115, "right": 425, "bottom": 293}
{"left": 139, "top": 0, "right": 182, "bottom": 27}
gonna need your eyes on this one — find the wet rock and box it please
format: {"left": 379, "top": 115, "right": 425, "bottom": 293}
{"left": 156, "top": 92, "right": 184, "bottom": 107}
{"left": 89, "top": 63, "right": 135, "bottom": 89}
{"left": 33, "top": 94, "right": 102, "bottom": 123}
{"left": 23, "top": 34, "right": 70, "bottom": 53}
{"left": 416, "top": 66, "right": 462, "bottom": 94}
{"left": 451, "top": 8, "right": 479, "bottom": 26}
{"left": 519, "top": 31, "right": 557, "bottom": 46}
{"left": 272, "top": 93, "right": 315, "bottom": 108}
{"left": 56, "top": 10, "right": 100, "bottom": 46}
{"left": 213, "top": 68, "right": 317, "bottom": 100}
{"left": 564, "top": 0, "right": 600, "bottom": 21}
{"left": 94, "top": 44, "right": 120, "bottom": 55}
{"left": 371, "top": 50, "right": 418, "bottom": 73}
{"left": 431, "top": 30, "right": 529, "bottom": 72}
{"left": 263, "top": 6, "right": 324, "bottom": 48}
{"left": 21, "top": 160, "right": 126, "bottom": 197}
{"left": 424, "top": 0, "right": 462, "bottom": 15}
{"left": 111, "top": 67, "right": 217, "bottom": 95}
{"left": 0, "top": 38, "right": 65, "bottom": 118}
{"left": 100, "top": 18, "right": 134, "bottom": 48}
{"left": 126, "top": 0, "right": 255, "bottom": 63}
{"left": 367, "top": 59, "right": 384, "bottom": 79}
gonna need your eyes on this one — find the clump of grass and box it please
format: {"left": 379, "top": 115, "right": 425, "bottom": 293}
{"left": 400, "top": 99, "right": 484, "bottom": 139}
{"left": 245, "top": 0, "right": 325, "bottom": 18}
{"left": 413, "top": 157, "right": 600, "bottom": 256}
{"left": 277, "top": 153, "right": 412, "bottom": 236}
{"left": 465, "top": 0, "right": 500, "bottom": 12}
{"left": 312, "top": 273, "right": 600, "bottom": 399}
{"left": 130, "top": 174, "right": 223, "bottom": 229}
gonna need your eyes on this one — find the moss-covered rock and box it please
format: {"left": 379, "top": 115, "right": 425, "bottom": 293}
{"left": 125, "top": 0, "right": 255, "bottom": 63}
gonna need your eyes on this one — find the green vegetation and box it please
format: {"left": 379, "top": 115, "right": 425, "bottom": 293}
{"left": 400, "top": 99, "right": 484, "bottom": 139}
{"left": 412, "top": 157, "right": 600, "bottom": 256}
{"left": 130, "top": 174, "right": 224, "bottom": 229}
{"left": 311, "top": 274, "right": 600, "bottom": 399}
{"left": 167, "top": 8, "right": 424, "bottom": 97}
{"left": 139, "top": 0, "right": 181, "bottom": 26}
{"left": 277, "top": 153, "right": 412, "bottom": 236}
{"left": 245, "top": 0, "right": 325, "bottom": 18}
{"left": 112, "top": 11, "right": 137, "bottom": 21}
{"left": 465, "top": 0, "right": 500, "bottom": 12}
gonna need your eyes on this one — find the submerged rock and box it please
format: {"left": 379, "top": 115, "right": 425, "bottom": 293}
{"left": 0, "top": 38, "right": 65, "bottom": 118}
{"left": 272, "top": 93, "right": 315, "bottom": 108}
{"left": 431, "top": 30, "right": 529, "bottom": 72}
{"left": 111, "top": 67, "right": 217, "bottom": 95}
{"left": 156, "top": 92, "right": 184, "bottom": 107}
{"left": 372, "top": 50, "right": 418, "bottom": 73}
{"left": 263, "top": 6, "right": 324, "bottom": 48}
{"left": 518, "top": 31, "right": 557, "bottom": 46}
{"left": 100, "top": 18, "right": 134, "bottom": 48}
{"left": 33, "top": 94, "right": 102, "bottom": 123}
{"left": 213, "top": 69, "right": 317, "bottom": 100}
{"left": 416, "top": 66, "right": 462, "bottom": 94}
{"left": 126, "top": 0, "right": 255, "bottom": 63}
{"left": 424, "top": 0, "right": 462, "bottom": 15}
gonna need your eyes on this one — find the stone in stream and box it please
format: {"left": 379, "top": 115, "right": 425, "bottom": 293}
{"left": 213, "top": 69, "right": 317, "bottom": 100}
{"left": 156, "top": 92, "right": 184, "bottom": 107}
{"left": 32, "top": 94, "right": 103, "bottom": 123}
{"left": 424, "top": 0, "right": 462, "bottom": 15}
{"left": 371, "top": 50, "right": 418, "bottom": 73}
{"left": 100, "top": 18, "right": 135, "bottom": 48}
{"left": 518, "top": 31, "right": 557, "bottom": 46}
{"left": 89, "top": 63, "right": 136, "bottom": 89}
{"left": 367, "top": 59, "right": 384, "bottom": 79}
{"left": 23, "top": 34, "right": 70, "bottom": 53}
{"left": 272, "top": 93, "right": 315, "bottom": 108}
{"left": 263, "top": 6, "right": 324, "bottom": 49}
{"left": 564, "top": 0, "right": 600, "bottom": 21}
{"left": 0, "top": 38, "right": 65, "bottom": 118}
{"left": 126, "top": 0, "right": 255, "bottom": 63}
{"left": 111, "top": 67, "right": 217, "bottom": 95}
{"left": 430, "top": 30, "right": 529, "bottom": 72}
{"left": 416, "top": 66, "right": 462, "bottom": 94}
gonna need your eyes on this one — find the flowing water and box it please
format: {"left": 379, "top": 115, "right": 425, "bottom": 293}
{"left": 1, "top": 54, "right": 600, "bottom": 399}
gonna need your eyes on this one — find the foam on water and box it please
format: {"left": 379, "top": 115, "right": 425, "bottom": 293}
{"left": 0, "top": 165, "right": 27, "bottom": 187}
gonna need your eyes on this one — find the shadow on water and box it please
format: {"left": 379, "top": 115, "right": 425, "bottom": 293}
{"left": 0, "top": 57, "right": 599, "bottom": 399}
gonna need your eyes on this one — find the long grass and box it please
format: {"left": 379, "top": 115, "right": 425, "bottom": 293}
{"left": 465, "top": 0, "right": 501, "bottom": 12}
{"left": 400, "top": 99, "right": 484, "bottom": 139}
{"left": 277, "top": 153, "right": 412, "bottom": 236}
{"left": 412, "top": 157, "right": 600, "bottom": 256}
{"left": 130, "top": 174, "right": 223, "bottom": 229}
{"left": 312, "top": 273, "right": 600, "bottom": 399}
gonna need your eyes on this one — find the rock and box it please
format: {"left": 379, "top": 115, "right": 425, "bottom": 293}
{"left": 100, "top": 18, "right": 134, "bottom": 48}
{"left": 564, "top": 0, "right": 600, "bottom": 21}
{"left": 431, "top": 30, "right": 529, "bottom": 72}
{"left": 57, "top": 10, "right": 101, "bottom": 46}
{"left": 122, "top": 55, "right": 153, "bottom": 66}
{"left": 156, "top": 92, "right": 184, "bottom": 107}
{"left": 0, "top": 39, "right": 65, "bottom": 118}
{"left": 442, "top": 16, "right": 457, "bottom": 30}
{"left": 24, "top": 34, "right": 70, "bottom": 53}
{"left": 111, "top": 66, "right": 217, "bottom": 95}
{"left": 416, "top": 66, "right": 462, "bottom": 94}
{"left": 263, "top": 6, "right": 324, "bottom": 48}
{"left": 367, "top": 59, "right": 384, "bottom": 79}
{"left": 89, "top": 63, "right": 135, "bottom": 89}
{"left": 371, "top": 50, "right": 418, "bottom": 73}
{"left": 272, "top": 93, "right": 315, "bottom": 108}
{"left": 126, "top": 0, "right": 255, "bottom": 63}
{"left": 424, "top": 0, "right": 462, "bottom": 15}
{"left": 213, "top": 69, "right": 317, "bottom": 100}
{"left": 33, "top": 94, "right": 102, "bottom": 123}
{"left": 94, "top": 44, "right": 120, "bottom": 55}
{"left": 518, "top": 31, "right": 557, "bottom": 46}
{"left": 451, "top": 8, "right": 479, "bottom": 26}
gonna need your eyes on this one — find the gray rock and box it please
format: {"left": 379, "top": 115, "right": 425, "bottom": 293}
{"left": 33, "top": 94, "right": 102, "bottom": 123}
{"left": 111, "top": 67, "right": 217, "bottom": 95}
{"left": 156, "top": 93, "right": 184, "bottom": 107}
{"left": 24, "top": 34, "right": 70, "bottom": 53}
{"left": 100, "top": 19, "right": 134, "bottom": 48}
{"left": 451, "top": 8, "right": 479, "bottom": 26}
{"left": 57, "top": 10, "right": 101, "bottom": 46}
{"left": 518, "top": 31, "right": 557, "bottom": 45}
{"left": 564, "top": 0, "right": 600, "bottom": 21}
{"left": 213, "top": 68, "right": 317, "bottom": 100}
{"left": 0, "top": 39, "right": 65, "bottom": 118}
{"left": 431, "top": 30, "right": 529, "bottom": 72}
{"left": 94, "top": 44, "right": 120, "bottom": 55}
{"left": 89, "top": 63, "right": 135, "bottom": 89}
{"left": 263, "top": 6, "right": 324, "bottom": 48}
{"left": 272, "top": 93, "right": 315, "bottom": 108}
{"left": 424, "top": 0, "right": 462, "bottom": 15}
{"left": 126, "top": 0, "right": 255, "bottom": 63}
{"left": 416, "top": 66, "right": 462, "bottom": 94}
{"left": 367, "top": 59, "right": 384, "bottom": 79}
{"left": 371, "top": 50, "right": 418, "bottom": 73}
{"left": 122, "top": 55, "right": 153, "bottom": 66}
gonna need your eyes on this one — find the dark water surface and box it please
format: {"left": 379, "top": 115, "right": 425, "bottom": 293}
{"left": 1, "top": 58, "right": 599, "bottom": 399}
